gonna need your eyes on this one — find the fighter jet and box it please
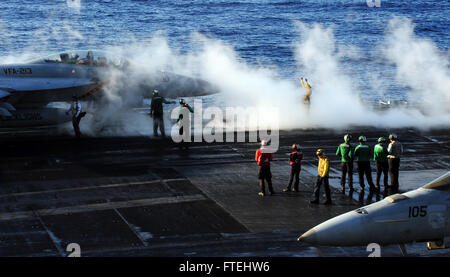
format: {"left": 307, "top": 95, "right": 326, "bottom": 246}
{"left": 0, "top": 50, "right": 217, "bottom": 127}
{"left": 298, "top": 172, "right": 450, "bottom": 255}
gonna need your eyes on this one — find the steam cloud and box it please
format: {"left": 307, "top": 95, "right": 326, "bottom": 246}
{"left": 2, "top": 16, "right": 449, "bottom": 136}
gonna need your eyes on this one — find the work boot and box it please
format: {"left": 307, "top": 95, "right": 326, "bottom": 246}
{"left": 358, "top": 191, "right": 365, "bottom": 205}
{"left": 258, "top": 192, "right": 265, "bottom": 197}
{"left": 283, "top": 187, "right": 291, "bottom": 192}
{"left": 323, "top": 200, "right": 332, "bottom": 205}
{"left": 310, "top": 199, "right": 319, "bottom": 204}
{"left": 340, "top": 185, "right": 345, "bottom": 194}
{"left": 292, "top": 188, "right": 299, "bottom": 192}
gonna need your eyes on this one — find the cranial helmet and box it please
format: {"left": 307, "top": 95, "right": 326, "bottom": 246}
{"left": 344, "top": 134, "right": 352, "bottom": 142}
{"left": 389, "top": 133, "right": 398, "bottom": 140}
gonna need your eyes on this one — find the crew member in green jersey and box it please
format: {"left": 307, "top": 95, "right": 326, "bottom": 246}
{"left": 354, "top": 135, "right": 375, "bottom": 194}
{"left": 374, "top": 137, "right": 389, "bottom": 196}
{"left": 336, "top": 134, "right": 354, "bottom": 194}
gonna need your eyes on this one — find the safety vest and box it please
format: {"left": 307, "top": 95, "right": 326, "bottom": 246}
{"left": 289, "top": 150, "right": 303, "bottom": 166}
{"left": 70, "top": 101, "right": 82, "bottom": 117}
{"left": 336, "top": 142, "right": 353, "bottom": 162}
{"left": 354, "top": 144, "right": 372, "bottom": 162}
{"left": 374, "top": 143, "right": 388, "bottom": 162}
{"left": 388, "top": 141, "right": 403, "bottom": 159}
{"left": 300, "top": 79, "right": 312, "bottom": 94}
{"left": 255, "top": 148, "right": 273, "bottom": 166}
{"left": 318, "top": 156, "right": 329, "bottom": 177}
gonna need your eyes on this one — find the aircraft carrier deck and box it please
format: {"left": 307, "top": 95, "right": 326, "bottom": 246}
{"left": 0, "top": 126, "right": 448, "bottom": 257}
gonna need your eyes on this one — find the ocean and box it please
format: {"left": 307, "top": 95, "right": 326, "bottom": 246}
{"left": 0, "top": 0, "right": 449, "bottom": 130}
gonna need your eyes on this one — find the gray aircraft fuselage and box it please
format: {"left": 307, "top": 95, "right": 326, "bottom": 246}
{"left": 0, "top": 50, "right": 218, "bottom": 127}
{"left": 298, "top": 172, "right": 450, "bottom": 250}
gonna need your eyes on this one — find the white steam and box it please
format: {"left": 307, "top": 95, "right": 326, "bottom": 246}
{"left": 2, "top": 17, "right": 449, "bottom": 136}
{"left": 381, "top": 17, "right": 450, "bottom": 116}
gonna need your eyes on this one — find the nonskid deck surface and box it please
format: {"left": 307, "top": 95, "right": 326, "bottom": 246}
{"left": 0, "top": 127, "right": 448, "bottom": 256}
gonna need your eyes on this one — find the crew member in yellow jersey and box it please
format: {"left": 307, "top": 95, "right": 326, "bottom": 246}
{"left": 310, "top": 149, "right": 332, "bottom": 205}
{"left": 300, "top": 77, "right": 312, "bottom": 105}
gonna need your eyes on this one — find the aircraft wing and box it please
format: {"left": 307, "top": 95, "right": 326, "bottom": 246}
{"left": 0, "top": 89, "right": 13, "bottom": 116}
{"left": 0, "top": 78, "right": 98, "bottom": 108}
{"left": 138, "top": 71, "right": 219, "bottom": 98}
{"left": 0, "top": 77, "right": 96, "bottom": 92}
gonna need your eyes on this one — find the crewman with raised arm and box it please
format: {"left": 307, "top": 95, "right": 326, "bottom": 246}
{"left": 150, "top": 89, "right": 175, "bottom": 137}
{"left": 300, "top": 77, "right": 312, "bottom": 105}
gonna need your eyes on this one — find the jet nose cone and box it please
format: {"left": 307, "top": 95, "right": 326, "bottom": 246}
{"left": 297, "top": 228, "right": 317, "bottom": 244}
{"left": 297, "top": 211, "right": 366, "bottom": 246}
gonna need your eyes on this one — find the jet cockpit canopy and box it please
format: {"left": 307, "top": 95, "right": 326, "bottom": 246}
{"left": 27, "top": 50, "right": 128, "bottom": 68}
{"left": 423, "top": 172, "right": 450, "bottom": 191}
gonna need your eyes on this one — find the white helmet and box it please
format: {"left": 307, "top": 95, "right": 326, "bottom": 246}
{"left": 344, "top": 134, "right": 352, "bottom": 142}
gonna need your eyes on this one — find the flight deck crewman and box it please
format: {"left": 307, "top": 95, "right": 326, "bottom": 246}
{"left": 310, "top": 149, "right": 332, "bottom": 205}
{"left": 150, "top": 89, "right": 175, "bottom": 137}
{"left": 283, "top": 144, "right": 303, "bottom": 192}
{"left": 300, "top": 77, "right": 312, "bottom": 105}
{"left": 177, "top": 98, "right": 194, "bottom": 136}
{"left": 336, "top": 134, "right": 354, "bottom": 194}
{"left": 374, "top": 137, "right": 389, "bottom": 196}
{"left": 66, "top": 96, "right": 86, "bottom": 139}
{"left": 354, "top": 136, "right": 375, "bottom": 194}
{"left": 387, "top": 133, "right": 403, "bottom": 194}
{"left": 176, "top": 98, "right": 194, "bottom": 148}
{"left": 255, "top": 140, "right": 274, "bottom": 196}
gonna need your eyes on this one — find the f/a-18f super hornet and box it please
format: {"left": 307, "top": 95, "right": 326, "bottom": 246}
{"left": 298, "top": 172, "right": 450, "bottom": 255}
{"left": 0, "top": 50, "right": 217, "bottom": 127}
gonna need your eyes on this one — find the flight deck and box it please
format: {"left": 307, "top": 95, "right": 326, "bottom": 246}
{"left": 0, "top": 127, "right": 448, "bottom": 257}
